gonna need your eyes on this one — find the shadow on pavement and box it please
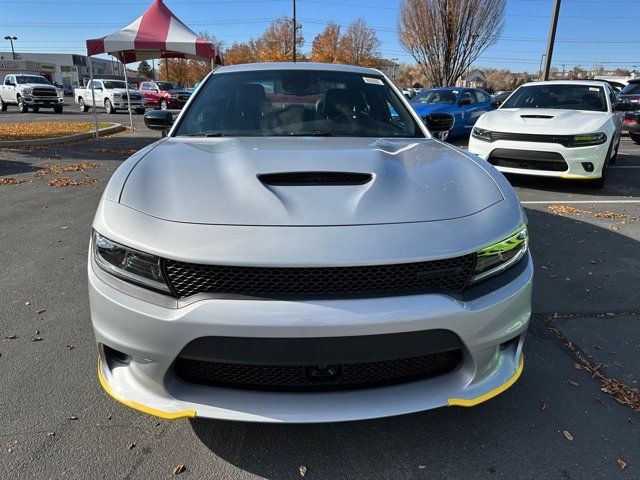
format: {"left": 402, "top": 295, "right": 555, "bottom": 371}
{"left": 187, "top": 209, "right": 640, "bottom": 479}
{"left": 0, "top": 159, "right": 41, "bottom": 176}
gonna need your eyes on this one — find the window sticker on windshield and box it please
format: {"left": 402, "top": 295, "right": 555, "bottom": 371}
{"left": 452, "top": 90, "right": 459, "bottom": 94}
{"left": 589, "top": 87, "right": 599, "bottom": 92}
{"left": 363, "top": 77, "right": 384, "bottom": 85}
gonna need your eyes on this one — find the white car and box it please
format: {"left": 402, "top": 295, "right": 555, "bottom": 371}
{"left": 74, "top": 79, "right": 146, "bottom": 114}
{"left": 0, "top": 74, "right": 64, "bottom": 113}
{"left": 468, "top": 80, "right": 623, "bottom": 188}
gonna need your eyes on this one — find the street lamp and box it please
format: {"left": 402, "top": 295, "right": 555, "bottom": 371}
{"left": 4, "top": 36, "right": 17, "bottom": 60}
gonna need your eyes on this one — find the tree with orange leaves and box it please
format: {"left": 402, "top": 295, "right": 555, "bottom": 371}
{"left": 311, "top": 22, "right": 341, "bottom": 63}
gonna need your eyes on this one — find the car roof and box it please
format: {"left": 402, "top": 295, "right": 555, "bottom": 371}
{"left": 519, "top": 80, "right": 608, "bottom": 88}
{"left": 214, "top": 62, "right": 383, "bottom": 76}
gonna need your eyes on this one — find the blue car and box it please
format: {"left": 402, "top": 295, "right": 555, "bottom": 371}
{"left": 410, "top": 87, "right": 494, "bottom": 138}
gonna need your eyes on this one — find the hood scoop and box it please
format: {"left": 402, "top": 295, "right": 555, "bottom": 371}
{"left": 520, "top": 114, "right": 555, "bottom": 119}
{"left": 258, "top": 171, "right": 373, "bottom": 186}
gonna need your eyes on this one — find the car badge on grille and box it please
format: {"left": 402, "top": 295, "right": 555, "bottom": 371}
{"left": 305, "top": 364, "right": 342, "bottom": 381}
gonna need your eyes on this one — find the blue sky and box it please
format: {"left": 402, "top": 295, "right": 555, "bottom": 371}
{"left": 1, "top": 0, "right": 639, "bottom": 72}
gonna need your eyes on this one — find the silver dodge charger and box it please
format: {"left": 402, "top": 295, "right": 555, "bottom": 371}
{"left": 89, "top": 63, "right": 532, "bottom": 423}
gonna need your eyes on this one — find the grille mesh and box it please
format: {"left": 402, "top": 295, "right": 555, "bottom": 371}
{"left": 489, "top": 131, "right": 572, "bottom": 146}
{"left": 174, "top": 350, "right": 462, "bottom": 391}
{"left": 32, "top": 88, "right": 57, "bottom": 97}
{"left": 164, "top": 255, "right": 476, "bottom": 299}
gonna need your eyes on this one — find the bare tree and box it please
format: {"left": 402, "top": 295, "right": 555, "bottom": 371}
{"left": 339, "top": 19, "right": 381, "bottom": 67}
{"left": 398, "top": 0, "right": 506, "bottom": 86}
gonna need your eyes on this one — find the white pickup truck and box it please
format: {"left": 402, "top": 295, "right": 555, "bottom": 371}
{"left": 0, "top": 74, "right": 64, "bottom": 113}
{"left": 74, "top": 79, "right": 146, "bottom": 114}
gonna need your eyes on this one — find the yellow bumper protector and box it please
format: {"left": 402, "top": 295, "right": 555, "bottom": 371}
{"left": 448, "top": 356, "right": 524, "bottom": 407}
{"left": 559, "top": 174, "right": 602, "bottom": 180}
{"left": 97, "top": 358, "right": 196, "bottom": 420}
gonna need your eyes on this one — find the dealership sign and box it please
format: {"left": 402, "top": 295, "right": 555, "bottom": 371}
{"left": 0, "top": 60, "right": 56, "bottom": 72}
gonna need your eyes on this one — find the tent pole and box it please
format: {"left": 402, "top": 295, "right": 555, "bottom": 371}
{"left": 88, "top": 56, "right": 99, "bottom": 140}
{"left": 122, "top": 60, "right": 135, "bottom": 132}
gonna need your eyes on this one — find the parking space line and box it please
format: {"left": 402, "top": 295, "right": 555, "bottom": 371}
{"left": 521, "top": 200, "right": 640, "bottom": 204}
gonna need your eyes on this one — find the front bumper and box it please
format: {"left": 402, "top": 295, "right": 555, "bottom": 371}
{"left": 113, "top": 99, "right": 145, "bottom": 109}
{"left": 89, "top": 251, "right": 533, "bottom": 423}
{"left": 23, "top": 95, "right": 64, "bottom": 106}
{"left": 468, "top": 136, "right": 609, "bottom": 179}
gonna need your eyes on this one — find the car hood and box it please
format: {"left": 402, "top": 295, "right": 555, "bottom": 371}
{"left": 165, "top": 89, "right": 191, "bottom": 95}
{"left": 410, "top": 103, "right": 454, "bottom": 116}
{"left": 21, "top": 83, "right": 56, "bottom": 89}
{"left": 119, "top": 137, "right": 503, "bottom": 226}
{"left": 111, "top": 88, "right": 142, "bottom": 95}
{"left": 479, "top": 108, "right": 608, "bottom": 134}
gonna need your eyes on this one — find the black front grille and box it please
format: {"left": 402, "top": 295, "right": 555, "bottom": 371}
{"left": 174, "top": 350, "right": 462, "bottom": 392}
{"left": 32, "top": 88, "right": 57, "bottom": 97}
{"left": 259, "top": 171, "right": 373, "bottom": 186}
{"left": 164, "top": 254, "right": 476, "bottom": 299}
{"left": 489, "top": 131, "right": 572, "bottom": 146}
{"left": 488, "top": 148, "right": 568, "bottom": 172}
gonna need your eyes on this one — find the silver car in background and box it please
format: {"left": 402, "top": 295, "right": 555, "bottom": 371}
{"left": 89, "top": 63, "right": 532, "bottom": 423}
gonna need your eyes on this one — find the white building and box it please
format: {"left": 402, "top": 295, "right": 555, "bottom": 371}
{"left": 377, "top": 59, "right": 400, "bottom": 84}
{"left": 0, "top": 52, "right": 125, "bottom": 88}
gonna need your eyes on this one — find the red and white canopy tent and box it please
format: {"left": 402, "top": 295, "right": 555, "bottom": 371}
{"left": 85, "top": 0, "right": 221, "bottom": 136}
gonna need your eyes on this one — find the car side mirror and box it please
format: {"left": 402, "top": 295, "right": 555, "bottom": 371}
{"left": 6, "top": 81, "right": 15, "bottom": 86}
{"left": 458, "top": 97, "right": 471, "bottom": 106}
{"left": 422, "top": 113, "right": 454, "bottom": 141}
{"left": 491, "top": 100, "right": 502, "bottom": 109}
{"left": 145, "top": 110, "right": 174, "bottom": 135}
{"left": 614, "top": 101, "right": 635, "bottom": 112}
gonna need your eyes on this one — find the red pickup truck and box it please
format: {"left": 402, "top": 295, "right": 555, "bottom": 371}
{"left": 139, "top": 81, "right": 192, "bottom": 110}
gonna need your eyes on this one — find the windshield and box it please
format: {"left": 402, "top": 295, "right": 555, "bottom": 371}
{"left": 620, "top": 82, "right": 640, "bottom": 95}
{"left": 16, "top": 76, "right": 50, "bottom": 85}
{"left": 502, "top": 84, "right": 607, "bottom": 112}
{"left": 156, "top": 82, "right": 180, "bottom": 91}
{"left": 103, "top": 81, "right": 133, "bottom": 89}
{"left": 174, "top": 69, "right": 422, "bottom": 138}
{"left": 413, "top": 89, "right": 459, "bottom": 105}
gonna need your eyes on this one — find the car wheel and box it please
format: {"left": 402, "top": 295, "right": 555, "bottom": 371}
{"left": 160, "top": 99, "right": 168, "bottom": 110}
{"left": 630, "top": 132, "right": 640, "bottom": 145}
{"left": 609, "top": 135, "right": 620, "bottom": 164}
{"left": 31, "top": 107, "right": 40, "bottom": 113}
{"left": 0, "top": 96, "right": 6, "bottom": 112}
{"left": 79, "top": 97, "right": 88, "bottom": 112}
{"left": 105, "top": 99, "right": 114, "bottom": 114}
{"left": 589, "top": 140, "right": 613, "bottom": 189}
{"left": 17, "top": 96, "right": 28, "bottom": 113}
{"left": 53, "top": 105, "right": 63, "bottom": 114}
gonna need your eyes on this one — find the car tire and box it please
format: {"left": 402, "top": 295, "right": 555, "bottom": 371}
{"left": 160, "top": 99, "right": 168, "bottom": 110}
{"left": 79, "top": 97, "right": 89, "bottom": 112}
{"left": 53, "top": 105, "right": 63, "bottom": 114}
{"left": 630, "top": 132, "right": 640, "bottom": 145}
{"left": 0, "top": 96, "right": 6, "bottom": 112}
{"left": 31, "top": 107, "right": 40, "bottom": 113}
{"left": 588, "top": 140, "right": 613, "bottom": 189}
{"left": 135, "top": 108, "right": 146, "bottom": 115}
{"left": 609, "top": 135, "right": 620, "bottom": 164}
{"left": 17, "top": 96, "right": 28, "bottom": 113}
{"left": 105, "top": 99, "right": 114, "bottom": 114}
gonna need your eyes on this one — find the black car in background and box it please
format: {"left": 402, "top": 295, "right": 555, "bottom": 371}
{"left": 617, "top": 79, "right": 640, "bottom": 104}
{"left": 618, "top": 80, "right": 640, "bottom": 143}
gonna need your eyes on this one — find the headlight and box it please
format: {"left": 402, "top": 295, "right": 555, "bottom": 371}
{"left": 23, "top": 87, "right": 33, "bottom": 95}
{"left": 472, "top": 126, "right": 492, "bottom": 142}
{"left": 470, "top": 226, "right": 528, "bottom": 284}
{"left": 92, "top": 231, "right": 170, "bottom": 292}
{"left": 566, "top": 132, "right": 607, "bottom": 147}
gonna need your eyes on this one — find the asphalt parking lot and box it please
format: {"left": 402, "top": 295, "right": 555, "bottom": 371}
{"left": 1, "top": 112, "right": 639, "bottom": 480}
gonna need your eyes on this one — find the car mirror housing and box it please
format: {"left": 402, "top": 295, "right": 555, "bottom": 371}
{"left": 422, "top": 113, "right": 454, "bottom": 133}
{"left": 614, "top": 101, "right": 636, "bottom": 112}
{"left": 144, "top": 110, "right": 174, "bottom": 135}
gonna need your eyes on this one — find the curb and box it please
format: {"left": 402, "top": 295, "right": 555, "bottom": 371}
{"left": 0, "top": 123, "right": 125, "bottom": 147}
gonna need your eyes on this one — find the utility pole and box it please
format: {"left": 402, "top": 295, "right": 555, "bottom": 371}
{"left": 561, "top": 64, "right": 566, "bottom": 78}
{"left": 4, "top": 36, "right": 17, "bottom": 60}
{"left": 543, "top": 0, "right": 561, "bottom": 81}
{"left": 538, "top": 54, "right": 546, "bottom": 81}
{"left": 292, "top": 0, "right": 297, "bottom": 62}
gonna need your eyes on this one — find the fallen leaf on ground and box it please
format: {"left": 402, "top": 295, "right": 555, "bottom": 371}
{"left": 128, "top": 442, "right": 136, "bottom": 450}
{"left": 0, "top": 122, "right": 111, "bottom": 141}
{"left": 31, "top": 337, "right": 42, "bottom": 342}
{"left": 68, "top": 416, "right": 78, "bottom": 421}
{"left": 563, "top": 430, "right": 573, "bottom": 441}
{"left": 4, "top": 335, "right": 17, "bottom": 340}
{"left": 541, "top": 402, "right": 549, "bottom": 411}
{"left": 0, "top": 177, "right": 29, "bottom": 186}
{"left": 299, "top": 466, "right": 307, "bottom": 477}
{"left": 48, "top": 177, "right": 96, "bottom": 187}
{"left": 568, "top": 380, "right": 579, "bottom": 386}
{"left": 618, "top": 459, "right": 628, "bottom": 469}
{"left": 173, "top": 464, "right": 186, "bottom": 475}
{"left": 36, "top": 309, "right": 46, "bottom": 315}
{"left": 35, "top": 162, "right": 100, "bottom": 177}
